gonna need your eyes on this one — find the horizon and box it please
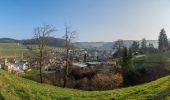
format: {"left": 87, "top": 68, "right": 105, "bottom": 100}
{"left": 0, "top": 0, "right": 170, "bottom": 42}
{"left": 0, "top": 37, "right": 160, "bottom": 43}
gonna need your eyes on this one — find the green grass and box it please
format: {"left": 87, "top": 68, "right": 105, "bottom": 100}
{"left": 133, "top": 52, "right": 170, "bottom": 62}
{"left": 22, "top": 70, "right": 49, "bottom": 82}
{"left": 0, "top": 43, "right": 64, "bottom": 58}
{"left": 0, "top": 43, "right": 26, "bottom": 58}
{"left": 1, "top": 69, "right": 170, "bottom": 100}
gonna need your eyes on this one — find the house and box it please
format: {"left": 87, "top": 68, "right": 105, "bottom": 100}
{"left": 14, "top": 60, "right": 29, "bottom": 70}
{"left": 5, "top": 59, "right": 29, "bottom": 73}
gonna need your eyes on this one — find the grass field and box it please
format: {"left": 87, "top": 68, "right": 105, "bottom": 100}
{"left": 1, "top": 69, "right": 170, "bottom": 100}
{"left": 0, "top": 43, "right": 64, "bottom": 58}
{"left": 0, "top": 43, "right": 26, "bottom": 58}
{"left": 134, "top": 52, "right": 170, "bottom": 62}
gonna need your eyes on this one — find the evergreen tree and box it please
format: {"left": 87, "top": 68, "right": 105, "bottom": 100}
{"left": 158, "top": 28, "right": 168, "bottom": 52}
{"left": 131, "top": 41, "right": 139, "bottom": 54}
{"left": 122, "top": 47, "right": 128, "bottom": 67}
{"left": 122, "top": 47, "right": 134, "bottom": 74}
{"left": 141, "top": 38, "right": 147, "bottom": 53}
{"left": 148, "top": 43, "right": 154, "bottom": 49}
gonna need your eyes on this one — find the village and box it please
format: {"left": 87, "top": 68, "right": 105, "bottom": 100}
{"left": 0, "top": 48, "right": 115, "bottom": 75}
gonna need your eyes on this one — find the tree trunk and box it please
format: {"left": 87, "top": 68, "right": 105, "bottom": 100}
{"left": 39, "top": 62, "right": 43, "bottom": 83}
{"left": 63, "top": 48, "right": 69, "bottom": 87}
{"left": 39, "top": 49, "right": 43, "bottom": 83}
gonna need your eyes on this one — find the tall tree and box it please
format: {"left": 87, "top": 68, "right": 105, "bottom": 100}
{"left": 122, "top": 47, "right": 128, "bottom": 67}
{"left": 140, "top": 38, "right": 147, "bottom": 53}
{"left": 158, "top": 28, "right": 168, "bottom": 52}
{"left": 147, "top": 43, "right": 155, "bottom": 53}
{"left": 63, "top": 24, "right": 77, "bottom": 87}
{"left": 34, "top": 25, "right": 56, "bottom": 83}
{"left": 141, "top": 38, "right": 147, "bottom": 49}
{"left": 121, "top": 47, "right": 134, "bottom": 82}
{"left": 122, "top": 47, "right": 134, "bottom": 71}
{"left": 130, "top": 41, "right": 139, "bottom": 54}
{"left": 113, "top": 39, "right": 124, "bottom": 58}
{"left": 84, "top": 51, "right": 87, "bottom": 63}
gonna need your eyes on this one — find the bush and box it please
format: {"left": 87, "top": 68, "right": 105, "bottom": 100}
{"left": 90, "top": 73, "right": 123, "bottom": 90}
{"left": 123, "top": 69, "right": 141, "bottom": 85}
{"left": 22, "top": 70, "right": 49, "bottom": 83}
{"left": 138, "top": 67, "right": 147, "bottom": 74}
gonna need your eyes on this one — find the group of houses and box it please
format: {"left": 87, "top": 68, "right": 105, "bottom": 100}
{"left": 70, "top": 48, "right": 112, "bottom": 62}
{"left": 0, "top": 58, "right": 29, "bottom": 74}
{"left": 0, "top": 48, "right": 115, "bottom": 75}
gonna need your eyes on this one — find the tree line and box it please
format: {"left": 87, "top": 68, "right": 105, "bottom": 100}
{"left": 112, "top": 28, "right": 169, "bottom": 85}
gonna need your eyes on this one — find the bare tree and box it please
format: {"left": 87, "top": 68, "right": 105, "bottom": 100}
{"left": 113, "top": 39, "right": 124, "bottom": 58}
{"left": 34, "top": 24, "right": 56, "bottom": 83}
{"left": 63, "top": 24, "right": 77, "bottom": 87}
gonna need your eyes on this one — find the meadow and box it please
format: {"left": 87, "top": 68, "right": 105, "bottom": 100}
{"left": 0, "top": 43, "right": 64, "bottom": 58}
{"left": 1, "top": 69, "right": 170, "bottom": 100}
{"left": 0, "top": 43, "right": 26, "bottom": 58}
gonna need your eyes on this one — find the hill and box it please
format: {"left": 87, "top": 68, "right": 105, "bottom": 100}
{"left": 0, "top": 37, "right": 65, "bottom": 47}
{"left": 0, "top": 38, "right": 18, "bottom": 43}
{"left": 20, "top": 37, "right": 65, "bottom": 47}
{"left": 1, "top": 69, "right": 170, "bottom": 99}
{"left": 77, "top": 40, "right": 158, "bottom": 49}
{"left": 0, "top": 38, "right": 158, "bottom": 49}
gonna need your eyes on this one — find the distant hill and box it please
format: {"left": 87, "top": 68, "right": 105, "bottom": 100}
{"left": 77, "top": 40, "right": 158, "bottom": 49}
{"left": 0, "top": 38, "right": 19, "bottom": 43}
{"left": 74, "top": 42, "right": 108, "bottom": 49}
{"left": 20, "top": 37, "right": 65, "bottom": 47}
{"left": 0, "top": 38, "right": 159, "bottom": 49}
{"left": 0, "top": 37, "right": 65, "bottom": 47}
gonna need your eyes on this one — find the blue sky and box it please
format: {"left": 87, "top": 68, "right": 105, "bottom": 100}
{"left": 0, "top": 0, "right": 170, "bottom": 42}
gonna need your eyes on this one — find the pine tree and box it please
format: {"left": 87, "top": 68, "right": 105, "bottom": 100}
{"left": 122, "top": 47, "right": 134, "bottom": 74}
{"left": 131, "top": 41, "right": 139, "bottom": 54}
{"left": 141, "top": 38, "right": 147, "bottom": 53}
{"left": 158, "top": 28, "right": 168, "bottom": 52}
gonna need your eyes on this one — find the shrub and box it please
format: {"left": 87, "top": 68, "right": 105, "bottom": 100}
{"left": 22, "top": 70, "right": 49, "bottom": 83}
{"left": 90, "top": 73, "right": 123, "bottom": 90}
{"left": 123, "top": 69, "right": 141, "bottom": 85}
{"left": 138, "top": 67, "right": 147, "bottom": 74}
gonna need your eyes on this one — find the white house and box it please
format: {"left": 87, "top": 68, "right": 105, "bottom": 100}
{"left": 5, "top": 60, "right": 29, "bottom": 73}
{"left": 14, "top": 61, "right": 28, "bottom": 70}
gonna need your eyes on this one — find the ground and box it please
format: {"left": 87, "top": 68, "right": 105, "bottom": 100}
{"left": 1, "top": 69, "right": 170, "bottom": 100}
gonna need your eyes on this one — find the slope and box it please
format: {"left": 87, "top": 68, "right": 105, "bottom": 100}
{"left": 1, "top": 70, "right": 170, "bottom": 100}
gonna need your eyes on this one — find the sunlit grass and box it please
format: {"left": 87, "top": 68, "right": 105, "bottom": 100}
{"left": 134, "top": 52, "right": 170, "bottom": 62}
{"left": 1, "top": 69, "right": 170, "bottom": 99}
{"left": 0, "top": 43, "right": 64, "bottom": 58}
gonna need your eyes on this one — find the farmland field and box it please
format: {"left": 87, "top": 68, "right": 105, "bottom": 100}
{"left": 0, "top": 43, "right": 64, "bottom": 58}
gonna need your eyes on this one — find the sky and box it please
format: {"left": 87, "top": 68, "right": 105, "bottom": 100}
{"left": 0, "top": 0, "right": 170, "bottom": 42}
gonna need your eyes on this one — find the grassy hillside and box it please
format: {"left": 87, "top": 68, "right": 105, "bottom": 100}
{"left": 0, "top": 43, "right": 64, "bottom": 58}
{"left": 134, "top": 52, "right": 170, "bottom": 62}
{"left": 1, "top": 70, "right": 170, "bottom": 100}
{"left": 132, "top": 53, "right": 170, "bottom": 84}
{"left": 0, "top": 43, "right": 26, "bottom": 58}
